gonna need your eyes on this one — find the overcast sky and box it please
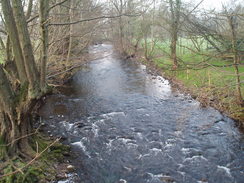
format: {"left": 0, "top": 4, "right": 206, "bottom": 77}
{"left": 188, "top": 0, "right": 244, "bottom": 10}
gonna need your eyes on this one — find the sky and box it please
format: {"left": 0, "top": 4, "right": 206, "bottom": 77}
{"left": 200, "top": 0, "right": 228, "bottom": 9}
{"left": 188, "top": 0, "right": 244, "bottom": 10}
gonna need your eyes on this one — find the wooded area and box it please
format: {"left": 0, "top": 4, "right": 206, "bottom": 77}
{"left": 0, "top": 0, "right": 243, "bottom": 182}
{"left": 110, "top": 0, "right": 244, "bottom": 120}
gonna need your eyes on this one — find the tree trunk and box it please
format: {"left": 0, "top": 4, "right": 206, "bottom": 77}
{"left": 228, "top": 15, "right": 243, "bottom": 105}
{"left": 144, "top": 35, "right": 149, "bottom": 60}
{"left": 25, "top": 0, "right": 33, "bottom": 20}
{"left": 0, "top": 66, "right": 36, "bottom": 158}
{"left": 0, "top": 0, "right": 27, "bottom": 83}
{"left": 119, "top": 16, "right": 124, "bottom": 51}
{"left": 0, "top": 111, "right": 35, "bottom": 158}
{"left": 0, "top": 65, "right": 19, "bottom": 157}
{"left": 169, "top": 0, "right": 180, "bottom": 69}
{"left": 66, "top": 0, "right": 74, "bottom": 65}
{"left": 6, "top": 36, "right": 12, "bottom": 62}
{"left": 170, "top": 32, "right": 178, "bottom": 69}
{"left": 0, "top": 36, "right": 5, "bottom": 50}
{"left": 12, "top": 0, "right": 41, "bottom": 97}
{"left": 0, "top": 0, "right": 46, "bottom": 159}
{"left": 40, "top": 0, "right": 49, "bottom": 90}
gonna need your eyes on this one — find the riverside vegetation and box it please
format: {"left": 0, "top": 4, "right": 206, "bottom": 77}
{"left": 0, "top": 0, "right": 243, "bottom": 182}
{"left": 115, "top": 0, "right": 244, "bottom": 126}
{"left": 0, "top": 0, "right": 101, "bottom": 182}
{"left": 125, "top": 37, "right": 244, "bottom": 125}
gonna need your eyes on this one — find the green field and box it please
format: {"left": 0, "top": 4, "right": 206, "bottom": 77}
{"left": 137, "top": 37, "right": 244, "bottom": 120}
{"left": 153, "top": 40, "right": 243, "bottom": 88}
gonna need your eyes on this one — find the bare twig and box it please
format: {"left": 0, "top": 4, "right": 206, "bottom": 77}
{"left": 49, "top": 13, "right": 142, "bottom": 26}
{"left": 47, "top": 53, "right": 112, "bottom": 78}
{"left": 0, "top": 125, "right": 41, "bottom": 147}
{"left": 0, "top": 138, "right": 61, "bottom": 179}
{"left": 27, "top": 0, "right": 69, "bottom": 23}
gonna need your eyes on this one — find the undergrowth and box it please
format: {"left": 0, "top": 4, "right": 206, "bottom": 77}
{"left": 0, "top": 135, "right": 70, "bottom": 183}
{"left": 125, "top": 39, "right": 244, "bottom": 126}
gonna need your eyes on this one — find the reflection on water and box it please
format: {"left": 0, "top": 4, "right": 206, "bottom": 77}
{"left": 39, "top": 44, "right": 244, "bottom": 183}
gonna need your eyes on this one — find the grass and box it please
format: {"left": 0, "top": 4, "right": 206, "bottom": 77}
{"left": 0, "top": 135, "right": 71, "bottom": 183}
{"left": 156, "top": 55, "right": 243, "bottom": 91}
{"left": 149, "top": 38, "right": 244, "bottom": 89}
{"left": 134, "top": 37, "right": 244, "bottom": 122}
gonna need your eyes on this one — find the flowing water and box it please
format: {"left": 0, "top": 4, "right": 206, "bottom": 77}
{"left": 39, "top": 44, "right": 244, "bottom": 183}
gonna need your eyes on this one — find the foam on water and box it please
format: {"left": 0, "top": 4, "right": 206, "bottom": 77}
{"left": 137, "top": 153, "right": 150, "bottom": 159}
{"left": 136, "top": 132, "right": 143, "bottom": 139}
{"left": 118, "top": 179, "right": 127, "bottom": 183}
{"left": 149, "top": 148, "right": 162, "bottom": 155}
{"left": 94, "top": 119, "right": 105, "bottom": 125}
{"left": 117, "top": 137, "right": 133, "bottom": 144}
{"left": 181, "top": 147, "right": 199, "bottom": 155}
{"left": 71, "top": 138, "right": 90, "bottom": 158}
{"left": 72, "top": 141, "right": 86, "bottom": 151}
{"left": 183, "top": 155, "right": 208, "bottom": 163}
{"left": 164, "top": 139, "right": 176, "bottom": 149}
{"left": 181, "top": 147, "right": 191, "bottom": 154}
{"left": 217, "top": 165, "right": 232, "bottom": 177}
{"left": 101, "top": 111, "right": 126, "bottom": 118}
{"left": 91, "top": 123, "right": 99, "bottom": 137}
{"left": 39, "top": 44, "right": 244, "bottom": 183}
{"left": 147, "top": 173, "right": 176, "bottom": 183}
{"left": 60, "top": 121, "right": 74, "bottom": 131}
{"left": 106, "top": 139, "right": 114, "bottom": 149}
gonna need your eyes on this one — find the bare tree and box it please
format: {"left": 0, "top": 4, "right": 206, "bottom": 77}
{"left": 40, "top": 0, "right": 49, "bottom": 90}
{"left": 0, "top": 0, "right": 45, "bottom": 158}
{"left": 169, "top": 0, "right": 181, "bottom": 69}
{"left": 226, "top": 9, "right": 243, "bottom": 104}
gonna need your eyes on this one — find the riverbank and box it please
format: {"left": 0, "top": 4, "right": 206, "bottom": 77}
{"left": 36, "top": 55, "right": 91, "bottom": 182}
{"left": 37, "top": 43, "right": 244, "bottom": 183}
{"left": 0, "top": 53, "right": 88, "bottom": 183}
{"left": 0, "top": 132, "right": 78, "bottom": 182}
{"left": 2, "top": 42, "right": 242, "bottom": 183}
{"left": 123, "top": 46, "right": 244, "bottom": 129}
{"left": 29, "top": 44, "right": 113, "bottom": 182}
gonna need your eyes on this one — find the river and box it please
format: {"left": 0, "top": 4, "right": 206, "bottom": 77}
{"left": 39, "top": 44, "right": 244, "bottom": 183}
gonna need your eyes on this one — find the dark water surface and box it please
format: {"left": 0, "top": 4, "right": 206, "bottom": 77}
{"left": 39, "top": 44, "right": 244, "bottom": 183}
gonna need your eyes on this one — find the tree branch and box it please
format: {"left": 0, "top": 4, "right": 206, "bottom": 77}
{"left": 49, "top": 13, "right": 142, "bottom": 26}
{"left": 27, "top": 0, "right": 69, "bottom": 23}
